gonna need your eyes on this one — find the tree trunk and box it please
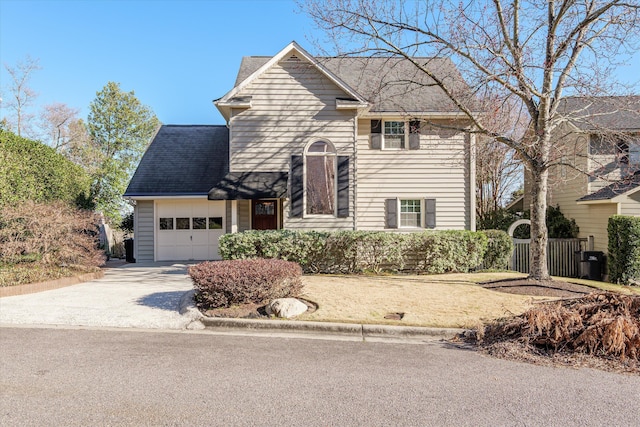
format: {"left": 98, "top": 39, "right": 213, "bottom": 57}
{"left": 529, "top": 167, "right": 551, "bottom": 281}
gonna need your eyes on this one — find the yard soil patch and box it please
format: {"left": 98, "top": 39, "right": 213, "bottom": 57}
{"left": 480, "top": 278, "right": 597, "bottom": 298}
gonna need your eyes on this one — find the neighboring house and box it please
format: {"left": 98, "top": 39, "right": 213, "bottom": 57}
{"left": 523, "top": 96, "right": 640, "bottom": 253}
{"left": 124, "top": 42, "right": 477, "bottom": 262}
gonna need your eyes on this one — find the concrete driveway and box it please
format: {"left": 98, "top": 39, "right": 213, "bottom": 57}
{"left": 0, "top": 262, "right": 196, "bottom": 330}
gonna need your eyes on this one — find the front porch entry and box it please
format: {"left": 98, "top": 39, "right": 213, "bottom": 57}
{"left": 251, "top": 199, "right": 280, "bottom": 230}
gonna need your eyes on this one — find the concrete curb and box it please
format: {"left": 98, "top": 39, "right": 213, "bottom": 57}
{"left": 179, "top": 292, "right": 466, "bottom": 340}
{"left": 0, "top": 271, "right": 105, "bottom": 298}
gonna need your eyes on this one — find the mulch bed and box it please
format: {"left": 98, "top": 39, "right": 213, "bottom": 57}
{"left": 479, "top": 278, "right": 597, "bottom": 298}
{"left": 203, "top": 298, "right": 317, "bottom": 319}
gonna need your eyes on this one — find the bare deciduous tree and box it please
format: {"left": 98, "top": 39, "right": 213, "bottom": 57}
{"left": 476, "top": 139, "right": 522, "bottom": 221}
{"left": 39, "top": 102, "right": 82, "bottom": 150}
{"left": 2, "top": 56, "right": 41, "bottom": 137}
{"left": 303, "top": 0, "right": 640, "bottom": 280}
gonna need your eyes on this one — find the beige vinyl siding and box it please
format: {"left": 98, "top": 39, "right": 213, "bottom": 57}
{"left": 620, "top": 193, "right": 640, "bottom": 216}
{"left": 225, "top": 201, "right": 232, "bottom": 233}
{"left": 356, "top": 119, "right": 470, "bottom": 230}
{"left": 544, "top": 134, "right": 614, "bottom": 252}
{"left": 230, "top": 56, "right": 355, "bottom": 230}
{"left": 238, "top": 200, "right": 251, "bottom": 231}
{"left": 578, "top": 203, "right": 618, "bottom": 253}
{"left": 224, "top": 200, "right": 251, "bottom": 232}
{"left": 229, "top": 57, "right": 356, "bottom": 173}
{"left": 136, "top": 200, "right": 154, "bottom": 261}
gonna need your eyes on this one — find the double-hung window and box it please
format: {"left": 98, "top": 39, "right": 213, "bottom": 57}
{"left": 386, "top": 198, "right": 436, "bottom": 229}
{"left": 384, "top": 121, "right": 405, "bottom": 149}
{"left": 371, "top": 119, "right": 421, "bottom": 150}
{"left": 400, "top": 199, "right": 421, "bottom": 227}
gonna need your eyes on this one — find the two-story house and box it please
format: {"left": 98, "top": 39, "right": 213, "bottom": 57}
{"left": 523, "top": 96, "right": 640, "bottom": 253}
{"left": 124, "top": 42, "right": 477, "bottom": 262}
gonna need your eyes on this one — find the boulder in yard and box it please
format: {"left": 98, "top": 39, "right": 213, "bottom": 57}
{"left": 266, "top": 298, "right": 308, "bottom": 318}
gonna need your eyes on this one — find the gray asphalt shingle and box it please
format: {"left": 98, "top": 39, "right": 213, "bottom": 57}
{"left": 124, "top": 125, "right": 228, "bottom": 196}
{"left": 558, "top": 96, "right": 640, "bottom": 131}
{"left": 234, "top": 56, "right": 472, "bottom": 113}
{"left": 577, "top": 170, "right": 640, "bottom": 201}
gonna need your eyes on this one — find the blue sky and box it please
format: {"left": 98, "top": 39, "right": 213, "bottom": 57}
{"left": 0, "top": 0, "right": 317, "bottom": 125}
{"left": 1, "top": 0, "right": 639, "bottom": 127}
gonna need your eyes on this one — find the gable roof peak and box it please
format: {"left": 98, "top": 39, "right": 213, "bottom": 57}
{"left": 215, "top": 41, "right": 368, "bottom": 121}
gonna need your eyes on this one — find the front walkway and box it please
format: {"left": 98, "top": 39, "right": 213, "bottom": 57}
{"left": 0, "top": 263, "right": 194, "bottom": 330}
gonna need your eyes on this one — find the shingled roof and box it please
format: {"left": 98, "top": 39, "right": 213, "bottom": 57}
{"left": 234, "top": 56, "right": 472, "bottom": 113}
{"left": 577, "top": 170, "right": 640, "bottom": 202}
{"left": 557, "top": 96, "right": 640, "bottom": 131}
{"left": 124, "top": 125, "right": 229, "bottom": 197}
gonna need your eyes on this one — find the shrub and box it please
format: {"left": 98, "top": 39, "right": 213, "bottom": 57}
{"left": 477, "top": 208, "right": 520, "bottom": 231}
{"left": 220, "top": 229, "right": 488, "bottom": 274}
{"left": 405, "top": 230, "right": 488, "bottom": 273}
{"left": 219, "top": 230, "right": 329, "bottom": 272}
{"left": 0, "top": 200, "right": 105, "bottom": 268}
{"left": 479, "top": 229, "right": 513, "bottom": 270}
{"left": 608, "top": 215, "right": 640, "bottom": 286}
{"left": 0, "top": 129, "right": 92, "bottom": 208}
{"left": 510, "top": 205, "right": 579, "bottom": 239}
{"left": 189, "top": 258, "right": 303, "bottom": 310}
{"left": 546, "top": 205, "right": 579, "bottom": 238}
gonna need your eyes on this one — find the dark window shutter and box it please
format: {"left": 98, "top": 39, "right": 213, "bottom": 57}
{"left": 337, "top": 156, "right": 350, "bottom": 218}
{"left": 370, "top": 120, "right": 382, "bottom": 149}
{"left": 425, "top": 198, "right": 436, "bottom": 229}
{"left": 409, "top": 120, "right": 421, "bottom": 150}
{"left": 290, "top": 155, "right": 303, "bottom": 218}
{"left": 385, "top": 198, "right": 398, "bottom": 228}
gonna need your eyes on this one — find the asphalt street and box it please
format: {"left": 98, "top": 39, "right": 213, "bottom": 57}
{"left": 1, "top": 327, "right": 638, "bottom": 426}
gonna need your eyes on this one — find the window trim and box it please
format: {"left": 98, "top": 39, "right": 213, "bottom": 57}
{"left": 398, "top": 199, "right": 423, "bottom": 229}
{"left": 304, "top": 140, "right": 338, "bottom": 217}
{"left": 382, "top": 120, "right": 406, "bottom": 150}
{"left": 379, "top": 119, "right": 420, "bottom": 150}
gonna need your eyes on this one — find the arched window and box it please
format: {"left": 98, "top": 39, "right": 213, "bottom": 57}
{"left": 305, "top": 141, "right": 336, "bottom": 215}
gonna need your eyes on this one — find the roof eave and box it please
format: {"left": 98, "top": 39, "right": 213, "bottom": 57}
{"left": 576, "top": 198, "right": 614, "bottom": 205}
{"left": 360, "top": 111, "right": 475, "bottom": 119}
{"left": 124, "top": 194, "right": 210, "bottom": 200}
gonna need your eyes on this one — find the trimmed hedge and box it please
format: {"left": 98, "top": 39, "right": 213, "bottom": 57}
{"left": 219, "top": 230, "right": 492, "bottom": 274}
{"left": 608, "top": 215, "right": 640, "bottom": 286}
{"left": 479, "top": 229, "right": 513, "bottom": 270}
{"left": 0, "top": 129, "right": 92, "bottom": 208}
{"left": 189, "top": 258, "right": 303, "bottom": 310}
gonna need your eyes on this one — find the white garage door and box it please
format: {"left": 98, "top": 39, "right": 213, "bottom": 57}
{"left": 156, "top": 200, "right": 226, "bottom": 261}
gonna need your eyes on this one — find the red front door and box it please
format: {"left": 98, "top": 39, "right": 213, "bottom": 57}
{"left": 252, "top": 199, "right": 279, "bottom": 230}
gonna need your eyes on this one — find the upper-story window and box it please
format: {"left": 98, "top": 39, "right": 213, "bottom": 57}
{"left": 384, "top": 121, "right": 405, "bottom": 149}
{"left": 371, "top": 120, "right": 421, "bottom": 150}
{"left": 306, "top": 141, "right": 336, "bottom": 215}
{"left": 590, "top": 134, "right": 640, "bottom": 170}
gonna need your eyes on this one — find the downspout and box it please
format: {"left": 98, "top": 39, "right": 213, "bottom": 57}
{"left": 353, "top": 115, "right": 358, "bottom": 230}
{"left": 469, "top": 133, "right": 477, "bottom": 231}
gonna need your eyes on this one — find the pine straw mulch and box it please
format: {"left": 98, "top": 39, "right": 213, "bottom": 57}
{"left": 471, "top": 292, "right": 640, "bottom": 375}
